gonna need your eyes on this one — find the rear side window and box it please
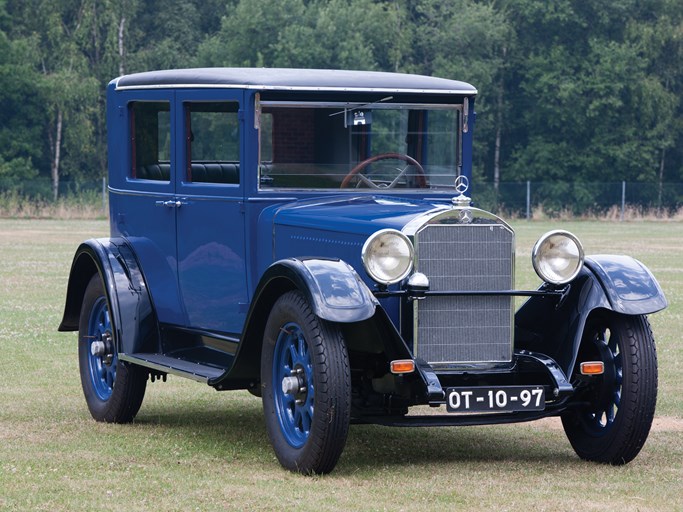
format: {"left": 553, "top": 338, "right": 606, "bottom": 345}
{"left": 185, "top": 101, "right": 240, "bottom": 184}
{"left": 130, "top": 101, "right": 171, "bottom": 181}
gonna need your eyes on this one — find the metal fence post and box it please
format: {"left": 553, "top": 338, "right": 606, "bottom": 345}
{"left": 526, "top": 180, "right": 531, "bottom": 220}
{"left": 621, "top": 181, "right": 625, "bottom": 221}
{"left": 102, "top": 177, "right": 107, "bottom": 215}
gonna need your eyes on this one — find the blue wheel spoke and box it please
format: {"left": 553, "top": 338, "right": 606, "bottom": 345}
{"left": 607, "top": 405, "right": 616, "bottom": 424}
{"left": 87, "top": 297, "right": 115, "bottom": 401}
{"left": 273, "top": 321, "right": 314, "bottom": 448}
{"left": 300, "top": 408, "right": 311, "bottom": 434}
{"left": 288, "top": 343, "right": 298, "bottom": 365}
{"left": 298, "top": 333, "right": 307, "bottom": 360}
{"left": 282, "top": 392, "right": 296, "bottom": 411}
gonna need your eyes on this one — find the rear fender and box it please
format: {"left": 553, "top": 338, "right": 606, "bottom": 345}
{"left": 58, "top": 238, "right": 158, "bottom": 355}
{"left": 515, "top": 255, "right": 666, "bottom": 378}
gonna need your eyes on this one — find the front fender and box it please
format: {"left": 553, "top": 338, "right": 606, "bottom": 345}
{"left": 216, "top": 257, "right": 378, "bottom": 385}
{"left": 261, "top": 258, "right": 379, "bottom": 323}
{"left": 584, "top": 255, "right": 667, "bottom": 314}
{"left": 515, "top": 255, "right": 666, "bottom": 378}
{"left": 58, "top": 238, "right": 158, "bottom": 355}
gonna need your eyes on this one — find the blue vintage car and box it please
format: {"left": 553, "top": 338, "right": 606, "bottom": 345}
{"left": 59, "top": 68, "right": 666, "bottom": 474}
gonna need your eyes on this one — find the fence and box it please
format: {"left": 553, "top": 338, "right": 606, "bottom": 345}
{"left": 1, "top": 178, "right": 682, "bottom": 219}
{"left": 0, "top": 177, "right": 108, "bottom": 217}
{"left": 473, "top": 181, "right": 683, "bottom": 219}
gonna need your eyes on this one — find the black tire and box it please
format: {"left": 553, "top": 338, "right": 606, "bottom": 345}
{"left": 261, "top": 291, "right": 351, "bottom": 474}
{"left": 561, "top": 312, "right": 657, "bottom": 464}
{"left": 78, "top": 274, "right": 147, "bottom": 423}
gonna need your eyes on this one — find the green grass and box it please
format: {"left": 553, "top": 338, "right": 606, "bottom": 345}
{"left": 1, "top": 219, "right": 681, "bottom": 511}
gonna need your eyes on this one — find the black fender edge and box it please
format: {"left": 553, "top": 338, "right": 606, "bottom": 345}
{"left": 583, "top": 255, "right": 667, "bottom": 314}
{"left": 58, "top": 238, "right": 159, "bottom": 355}
{"left": 515, "top": 254, "right": 666, "bottom": 379}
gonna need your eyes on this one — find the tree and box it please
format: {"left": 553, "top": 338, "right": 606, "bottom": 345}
{"left": 197, "top": 0, "right": 309, "bottom": 67}
{"left": 0, "top": 29, "right": 42, "bottom": 191}
{"left": 6, "top": 0, "right": 99, "bottom": 199}
{"left": 500, "top": 0, "right": 683, "bottom": 212}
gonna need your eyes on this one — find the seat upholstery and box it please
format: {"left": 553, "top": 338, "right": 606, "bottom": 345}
{"left": 190, "top": 162, "right": 239, "bottom": 184}
{"left": 136, "top": 162, "right": 239, "bottom": 184}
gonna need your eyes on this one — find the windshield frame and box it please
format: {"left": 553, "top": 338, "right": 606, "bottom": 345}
{"left": 256, "top": 96, "right": 464, "bottom": 193}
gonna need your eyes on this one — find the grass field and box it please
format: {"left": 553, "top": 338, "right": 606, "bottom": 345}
{"left": 0, "top": 219, "right": 681, "bottom": 511}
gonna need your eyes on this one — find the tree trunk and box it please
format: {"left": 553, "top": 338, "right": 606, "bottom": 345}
{"left": 657, "top": 147, "right": 665, "bottom": 214}
{"left": 493, "top": 46, "right": 507, "bottom": 193}
{"left": 50, "top": 110, "right": 63, "bottom": 201}
{"left": 118, "top": 15, "right": 126, "bottom": 76}
{"left": 494, "top": 106, "right": 502, "bottom": 192}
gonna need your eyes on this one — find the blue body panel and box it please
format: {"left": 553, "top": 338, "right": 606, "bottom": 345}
{"left": 259, "top": 197, "right": 444, "bottom": 269}
{"left": 107, "top": 86, "right": 252, "bottom": 335}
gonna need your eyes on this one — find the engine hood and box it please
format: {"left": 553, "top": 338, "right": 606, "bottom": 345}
{"left": 270, "top": 195, "right": 452, "bottom": 236}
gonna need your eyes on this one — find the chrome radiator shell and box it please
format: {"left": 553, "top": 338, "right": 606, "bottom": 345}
{"left": 407, "top": 209, "right": 515, "bottom": 367}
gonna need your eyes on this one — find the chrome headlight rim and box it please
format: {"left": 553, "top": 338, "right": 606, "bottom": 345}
{"left": 532, "top": 230, "right": 585, "bottom": 285}
{"left": 362, "top": 228, "right": 414, "bottom": 286}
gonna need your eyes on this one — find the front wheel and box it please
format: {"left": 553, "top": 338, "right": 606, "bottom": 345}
{"left": 78, "top": 274, "right": 147, "bottom": 423}
{"left": 261, "top": 291, "right": 351, "bottom": 474}
{"left": 562, "top": 312, "right": 657, "bottom": 464}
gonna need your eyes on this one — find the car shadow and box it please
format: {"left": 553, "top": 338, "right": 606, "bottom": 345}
{"left": 130, "top": 393, "right": 577, "bottom": 472}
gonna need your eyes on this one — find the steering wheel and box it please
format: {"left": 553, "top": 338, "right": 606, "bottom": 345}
{"left": 340, "top": 153, "right": 427, "bottom": 189}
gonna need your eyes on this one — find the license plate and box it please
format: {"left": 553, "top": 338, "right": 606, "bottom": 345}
{"left": 445, "top": 386, "right": 545, "bottom": 413}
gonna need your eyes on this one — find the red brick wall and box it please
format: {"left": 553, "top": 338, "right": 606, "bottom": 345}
{"left": 270, "top": 108, "right": 316, "bottom": 163}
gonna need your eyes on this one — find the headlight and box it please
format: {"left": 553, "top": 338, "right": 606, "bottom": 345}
{"left": 532, "top": 230, "right": 584, "bottom": 285}
{"left": 362, "top": 229, "right": 414, "bottom": 285}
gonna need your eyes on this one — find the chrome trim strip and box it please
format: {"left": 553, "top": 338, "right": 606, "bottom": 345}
{"left": 402, "top": 206, "right": 513, "bottom": 237}
{"left": 109, "top": 185, "right": 172, "bottom": 198}
{"left": 116, "top": 83, "right": 478, "bottom": 94}
{"left": 259, "top": 101, "right": 464, "bottom": 110}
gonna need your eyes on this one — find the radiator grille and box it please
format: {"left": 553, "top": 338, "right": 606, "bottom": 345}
{"left": 415, "top": 223, "right": 513, "bottom": 364}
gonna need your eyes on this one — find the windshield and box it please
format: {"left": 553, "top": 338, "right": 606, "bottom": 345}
{"left": 258, "top": 100, "right": 462, "bottom": 191}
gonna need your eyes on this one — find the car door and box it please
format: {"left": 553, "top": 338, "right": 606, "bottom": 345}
{"left": 174, "top": 90, "right": 249, "bottom": 335}
{"left": 108, "top": 89, "right": 187, "bottom": 326}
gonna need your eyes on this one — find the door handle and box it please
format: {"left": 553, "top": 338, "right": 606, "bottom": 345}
{"left": 155, "top": 200, "right": 185, "bottom": 208}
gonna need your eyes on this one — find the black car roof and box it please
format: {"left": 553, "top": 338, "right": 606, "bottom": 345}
{"left": 113, "top": 68, "right": 477, "bottom": 95}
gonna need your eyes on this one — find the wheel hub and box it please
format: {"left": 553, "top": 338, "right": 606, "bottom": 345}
{"left": 91, "top": 331, "right": 114, "bottom": 366}
{"left": 281, "top": 366, "right": 308, "bottom": 405}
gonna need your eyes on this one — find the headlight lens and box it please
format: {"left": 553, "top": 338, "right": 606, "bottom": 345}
{"left": 362, "top": 229, "right": 414, "bottom": 285}
{"left": 532, "top": 230, "right": 584, "bottom": 285}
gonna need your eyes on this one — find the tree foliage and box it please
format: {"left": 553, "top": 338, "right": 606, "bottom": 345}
{"left": 0, "top": 0, "right": 681, "bottom": 207}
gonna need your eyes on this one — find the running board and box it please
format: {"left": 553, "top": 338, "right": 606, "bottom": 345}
{"left": 120, "top": 353, "right": 225, "bottom": 383}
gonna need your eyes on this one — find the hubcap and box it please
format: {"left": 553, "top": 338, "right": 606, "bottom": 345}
{"left": 273, "top": 323, "right": 314, "bottom": 448}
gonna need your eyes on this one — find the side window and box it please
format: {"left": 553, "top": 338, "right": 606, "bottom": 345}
{"left": 130, "top": 101, "right": 171, "bottom": 181}
{"left": 185, "top": 101, "right": 240, "bottom": 184}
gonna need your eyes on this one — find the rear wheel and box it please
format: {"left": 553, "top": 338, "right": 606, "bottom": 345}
{"left": 562, "top": 312, "right": 657, "bottom": 464}
{"left": 261, "top": 291, "right": 351, "bottom": 474}
{"left": 78, "top": 274, "right": 147, "bottom": 423}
